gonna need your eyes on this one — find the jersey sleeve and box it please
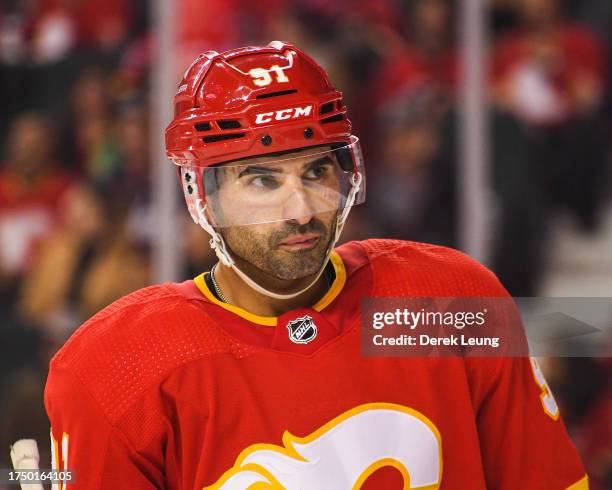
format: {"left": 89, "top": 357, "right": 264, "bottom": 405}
{"left": 465, "top": 356, "right": 588, "bottom": 489}
{"left": 45, "top": 363, "right": 164, "bottom": 489}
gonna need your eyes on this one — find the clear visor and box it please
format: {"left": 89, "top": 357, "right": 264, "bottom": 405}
{"left": 202, "top": 136, "right": 365, "bottom": 228}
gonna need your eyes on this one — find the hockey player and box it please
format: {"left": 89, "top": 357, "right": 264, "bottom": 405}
{"left": 45, "top": 41, "right": 588, "bottom": 489}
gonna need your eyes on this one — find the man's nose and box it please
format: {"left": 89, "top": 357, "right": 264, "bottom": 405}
{"left": 281, "top": 184, "right": 317, "bottom": 225}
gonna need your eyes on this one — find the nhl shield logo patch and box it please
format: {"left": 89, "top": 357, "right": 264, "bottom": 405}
{"left": 286, "top": 315, "right": 318, "bottom": 344}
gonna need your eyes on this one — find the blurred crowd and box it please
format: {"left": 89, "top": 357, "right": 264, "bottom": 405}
{"left": 0, "top": 0, "right": 611, "bottom": 487}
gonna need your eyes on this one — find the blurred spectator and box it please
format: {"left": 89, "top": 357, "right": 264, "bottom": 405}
{"left": 17, "top": 184, "right": 105, "bottom": 336}
{"left": 0, "top": 113, "right": 73, "bottom": 283}
{"left": 492, "top": 0, "right": 605, "bottom": 125}
{"left": 372, "top": 0, "right": 457, "bottom": 115}
{"left": 353, "top": 0, "right": 457, "bottom": 168}
{"left": 26, "top": 0, "right": 133, "bottom": 58}
{"left": 60, "top": 66, "right": 116, "bottom": 174}
{"left": 17, "top": 180, "right": 151, "bottom": 337}
{"left": 491, "top": 0, "right": 609, "bottom": 233}
{"left": 367, "top": 109, "right": 455, "bottom": 245}
{"left": 113, "top": 33, "right": 151, "bottom": 98}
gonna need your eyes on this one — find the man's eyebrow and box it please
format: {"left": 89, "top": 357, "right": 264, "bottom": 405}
{"left": 237, "top": 166, "right": 282, "bottom": 178}
{"left": 304, "top": 156, "right": 334, "bottom": 170}
{"left": 235, "top": 156, "right": 334, "bottom": 178}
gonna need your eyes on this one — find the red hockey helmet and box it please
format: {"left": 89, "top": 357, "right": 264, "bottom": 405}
{"left": 165, "top": 40, "right": 365, "bottom": 228}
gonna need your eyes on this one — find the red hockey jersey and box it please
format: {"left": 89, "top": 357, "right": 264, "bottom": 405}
{"left": 45, "top": 239, "right": 588, "bottom": 489}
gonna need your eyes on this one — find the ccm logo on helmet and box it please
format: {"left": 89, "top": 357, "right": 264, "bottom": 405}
{"left": 255, "top": 105, "right": 313, "bottom": 125}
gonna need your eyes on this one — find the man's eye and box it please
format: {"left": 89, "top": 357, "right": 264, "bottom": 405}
{"left": 304, "top": 164, "right": 329, "bottom": 180}
{"left": 248, "top": 175, "right": 280, "bottom": 189}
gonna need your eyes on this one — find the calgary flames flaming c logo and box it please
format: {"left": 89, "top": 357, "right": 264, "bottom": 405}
{"left": 206, "top": 402, "right": 443, "bottom": 490}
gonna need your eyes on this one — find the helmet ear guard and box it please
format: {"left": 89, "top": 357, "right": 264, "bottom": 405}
{"left": 179, "top": 166, "right": 204, "bottom": 224}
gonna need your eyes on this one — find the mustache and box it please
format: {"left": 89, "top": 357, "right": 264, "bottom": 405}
{"left": 268, "top": 219, "right": 329, "bottom": 248}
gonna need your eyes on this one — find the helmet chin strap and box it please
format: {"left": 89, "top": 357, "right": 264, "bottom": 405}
{"left": 194, "top": 172, "right": 362, "bottom": 301}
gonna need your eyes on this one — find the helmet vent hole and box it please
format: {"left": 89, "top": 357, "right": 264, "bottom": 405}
{"left": 320, "top": 102, "right": 334, "bottom": 114}
{"left": 217, "top": 120, "right": 242, "bottom": 130}
{"left": 256, "top": 89, "right": 298, "bottom": 99}
{"left": 202, "top": 133, "right": 245, "bottom": 143}
{"left": 320, "top": 114, "right": 344, "bottom": 124}
{"left": 194, "top": 122, "right": 212, "bottom": 131}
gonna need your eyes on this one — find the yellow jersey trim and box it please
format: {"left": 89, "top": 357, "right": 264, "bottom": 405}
{"left": 193, "top": 250, "right": 347, "bottom": 327}
{"left": 566, "top": 475, "right": 589, "bottom": 490}
{"left": 312, "top": 251, "right": 346, "bottom": 311}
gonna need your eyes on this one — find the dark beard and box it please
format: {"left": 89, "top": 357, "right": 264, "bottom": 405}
{"left": 222, "top": 218, "right": 333, "bottom": 280}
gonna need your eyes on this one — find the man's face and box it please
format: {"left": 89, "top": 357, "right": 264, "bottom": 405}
{"left": 9, "top": 113, "right": 53, "bottom": 174}
{"left": 207, "top": 146, "right": 342, "bottom": 281}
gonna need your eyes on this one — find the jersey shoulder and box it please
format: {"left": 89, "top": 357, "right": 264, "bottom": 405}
{"left": 49, "top": 283, "right": 255, "bottom": 423}
{"left": 345, "top": 238, "right": 508, "bottom": 297}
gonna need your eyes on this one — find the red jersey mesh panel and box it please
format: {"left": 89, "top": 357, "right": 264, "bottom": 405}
{"left": 51, "top": 285, "right": 176, "bottom": 364}
{"left": 51, "top": 284, "right": 257, "bottom": 424}
{"left": 359, "top": 239, "right": 509, "bottom": 297}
